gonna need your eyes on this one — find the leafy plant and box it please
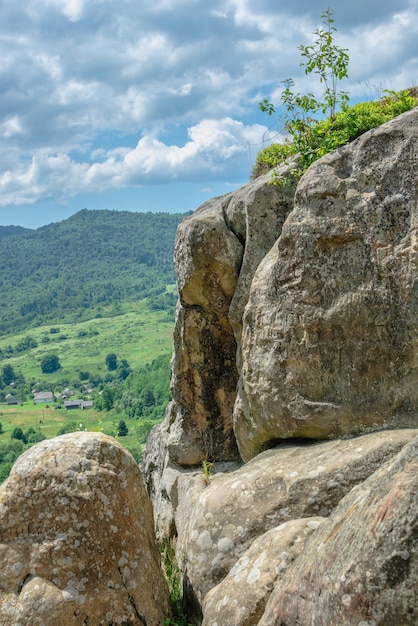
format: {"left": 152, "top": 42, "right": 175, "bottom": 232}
{"left": 201, "top": 458, "right": 213, "bottom": 486}
{"left": 259, "top": 8, "right": 349, "bottom": 180}
{"left": 160, "top": 539, "right": 192, "bottom": 626}
{"left": 255, "top": 89, "right": 418, "bottom": 182}
{"left": 298, "top": 7, "right": 349, "bottom": 120}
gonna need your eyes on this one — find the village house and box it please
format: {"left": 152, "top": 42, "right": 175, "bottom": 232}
{"left": 33, "top": 391, "right": 54, "bottom": 404}
{"left": 64, "top": 399, "right": 94, "bottom": 410}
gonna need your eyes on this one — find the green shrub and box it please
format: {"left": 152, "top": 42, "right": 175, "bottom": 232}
{"left": 56, "top": 421, "right": 78, "bottom": 436}
{"left": 254, "top": 90, "right": 418, "bottom": 183}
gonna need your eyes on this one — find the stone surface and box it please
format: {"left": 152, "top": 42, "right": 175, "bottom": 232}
{"left": 177, "top": 429, "right": 417, "bottom": 604}
{"left": 259, "top": 434, "right": 418, "bottom": 626}
{"left": 165, "top": 195, "right": 243, "bottom": 466}
{"left": 0, "top": 432, "right": 170, "bottom": 626}
{"left": 236, "top": 108, "right": 418, "bottom": 460}
{"left": 143, "top": 167, "right": 295, "bottom": 537}
{"left": 202, "top": 517, "right": 324, "bottom": 626}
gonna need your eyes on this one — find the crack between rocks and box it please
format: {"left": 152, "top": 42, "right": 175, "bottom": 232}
{"left": 17, "top": 573, "right": 32, "bottom": 595}
{"left": 118, "top": 566, "right": 148, "bottom": 626}
{"left": 222, "top": 196, "right": 245, "bottom": 248}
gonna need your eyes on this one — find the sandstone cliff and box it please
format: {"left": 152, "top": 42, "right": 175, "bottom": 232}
{"left": 143, "top": 106, "right": 418, "bottom": 625}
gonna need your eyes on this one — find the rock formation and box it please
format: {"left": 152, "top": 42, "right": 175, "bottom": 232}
{"left": 143, "top": 106, "right": 418, "bottom": 625}
{"left": 0, "top": 432, "right": 170, "bottom": 626}
{"left": 258, "top": 435, "right": 418, "bottom": 626}
{"left": 177, "top": 430, "right": 417, "bottom": 607}
{"left": 237, "top": 108, "right": 418, "bottom": 460}
{"left": 2, "top": 106, "right": 417, "bottom": 626}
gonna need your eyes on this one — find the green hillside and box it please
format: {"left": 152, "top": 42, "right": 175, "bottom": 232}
{"left": 0, "top": 209, "right": 189, "bottom": 480}
{"left": 0, "top": 209, "right": 187, "bottom": 335}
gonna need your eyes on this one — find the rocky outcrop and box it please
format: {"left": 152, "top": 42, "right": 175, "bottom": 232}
{"left": 237, "top": 108, "right": 418, "bottom": 460}
{"left": 143, "top": 164, "right": 295, "bottom": 537}
{"left": 0, "top": 432, "right": 170, "bottom": 626}
{"left": 161, "top": 164, "right": 296, "bottom": 467}
{"left": 142, "top": 105, "right": 418, "bottom": 625}
{"left": 177, "top": 429, "right": 417, "bottom": 607}
{"left": 259, "top": 434, "right": 418, "bottom": 626}
{"left": 202, "top": 517, "right": 325, "bottom": 626}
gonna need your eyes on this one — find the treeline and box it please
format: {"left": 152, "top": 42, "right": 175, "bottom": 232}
{"left": 95, "top": 353, "right": 172, "bottom": 420}
{"left": 0, "top": 209, "right": 187, "bottom": 334}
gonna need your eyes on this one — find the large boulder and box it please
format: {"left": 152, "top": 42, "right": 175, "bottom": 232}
{"left": 177, "top": 429, "right": 417, "bottom": 605}
{"left": 236, "top": 108, "right": 418, "bottom": 460}
{"left": 0, "top": 432, "right": 170, "bottom": 626}
{"left": 202, "top": 517, "right": 324, "bottom": 626}
{"left": 259, "top": 434, "right": 418, "bottom": 626}
{"left": 143, "top": 167, "right": 295, "bottom": 537}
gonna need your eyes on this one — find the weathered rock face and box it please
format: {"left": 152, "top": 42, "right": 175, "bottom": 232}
{"left": 170, "top": 196, "right": 243, "bottom": 466}
{"left": 0, "top": 432, "right": 170, "bottom": 626}
{"left": 143, "top": 166, "right": 295, "bottom": 537}
{"left": 202, "top": 517, "right": 325, "bottom": 626}
{"left": 236, "top": 108, "right": 418, "bottom": 460}
{"left": 156, "top": 167, "right": 296, "bottom": 468}
{"left": 140, "top": 106, "right": 418, "bottom": 625}
{"left": 177, "top": 429, "right": 417, "bottom": 604}
{"left": 259, "top": 434, "right": 418, "bottom": 626}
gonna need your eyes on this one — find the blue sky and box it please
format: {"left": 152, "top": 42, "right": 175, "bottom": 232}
{"left": 0, "top": 0, "right": 417, "bottom": 228}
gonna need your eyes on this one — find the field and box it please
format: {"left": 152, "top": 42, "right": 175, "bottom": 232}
{"left": 0, "top": 292, "right": 177, "bottom": 481}
{"left": 0, "top": 295, "right": 175, "bottom": 386}
{"left": 0, "top": 399, "right": 160, "bottom": 478}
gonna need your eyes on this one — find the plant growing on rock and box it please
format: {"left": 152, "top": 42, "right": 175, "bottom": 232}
{"left": 254, "top": 89, "right": 418, "bottom": 180}
{"left": 259, "top": 7, "right": 349, "bottom": 179}
{"left": 161, "top": 539, "right": 193, "bottom": 626}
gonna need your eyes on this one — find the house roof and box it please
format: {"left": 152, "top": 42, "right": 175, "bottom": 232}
{"left": 33, "top": 392, "right": 54, "bottom": 400}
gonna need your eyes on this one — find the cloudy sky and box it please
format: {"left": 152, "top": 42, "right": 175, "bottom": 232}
{"left": 0, "top": 0, "right": 417, "bottom": 227}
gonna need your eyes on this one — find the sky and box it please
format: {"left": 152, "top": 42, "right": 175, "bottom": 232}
{"left": 0, "top": 0, "right": 417, "bottom": 228}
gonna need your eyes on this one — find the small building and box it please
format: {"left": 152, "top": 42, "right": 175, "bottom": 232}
{"left": 33, "top": 391, "right": 54, "bottom": 404}
{"left": 6, "top": 396, "right": 19, "bottom": 405}
{"left": 64, "top": 399, "right": 94, "bottom": 410}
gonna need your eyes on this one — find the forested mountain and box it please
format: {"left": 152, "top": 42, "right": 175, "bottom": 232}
{"left": 0, "top": 225, "right": 32, "bottom": 240}
{"left": 0, "top": 209, "right": 188, "bottom": 334}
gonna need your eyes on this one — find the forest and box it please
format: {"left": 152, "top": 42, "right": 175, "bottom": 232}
{"left": 0, "top": 208, "right": 188, "bottom": 479}
{"left": 0, "top": 208, "right": 188, "bottom": 334}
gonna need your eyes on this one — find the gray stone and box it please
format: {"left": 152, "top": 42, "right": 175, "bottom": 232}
{"left": 259, "top": 434, "right": 418, "bottom": 626}
{"left": 202, "top": 517, "right": 324, "bottom": 626}
{"left": 178, "top": 429, "right": 417, "bottom": 604}
{"left": 0, "top": 432, "right": 170, "bottom": 626}
{"left": 236, "top": 108, "right": 418, "bottom": 460}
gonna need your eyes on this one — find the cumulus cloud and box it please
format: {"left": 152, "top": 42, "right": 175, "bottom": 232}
{"left": 0, "top": 0, "right": 417, "bottom": 211}
{"left": 0, "top": 118, "right": 269, "bottom": 206}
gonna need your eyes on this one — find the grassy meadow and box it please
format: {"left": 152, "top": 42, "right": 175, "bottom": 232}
{"left": 0, "top": 292, "right": 177, "bottom": 480}
{"left": 0, "top": 296, "right": 175, "bottom": 386}
{"left": 0, "top": 400, "right": 149, "bottom": 460}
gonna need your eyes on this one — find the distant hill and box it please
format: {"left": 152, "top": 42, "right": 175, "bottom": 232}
{"left": 0, "top": 209, "right": 188, "bottom": 335}
{"left": 0, "top": 225, "right": 33, "bottom": 240}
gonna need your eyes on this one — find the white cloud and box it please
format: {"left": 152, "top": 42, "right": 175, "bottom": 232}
{"left": 0, "top": 0, "right": 417, "bottom": 213}
{"left": 0, "top": 118, "right": 270, "bottom": 206}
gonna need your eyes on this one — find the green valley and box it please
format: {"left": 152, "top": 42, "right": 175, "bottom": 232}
{"left": 0, "top": 209, "right": 187, "bottom": 481}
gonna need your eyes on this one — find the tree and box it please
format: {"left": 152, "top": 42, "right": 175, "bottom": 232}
{"left": 11, "top": 427, "right": 27, "bottom": 444}
{"left": 259, "top": 8, "right": 349, "bottom": 176}
{"left": 298, "top": 8, "right": 349, "bottom": 121}
{"left": 105, "top": 353, "right": 118, "bottom": 371}
{"left": 2, "top": 364, "right": 16, "bottom": 386}
{"left": 101, "top": 386, "right": 115, "bottom": 411}
{"left": 0, "top": 423, "right": 3, "bottom": 435}
{"left": 41, "top": 353, "right": 61, "bottom": 374}
{"left": 117, "top": 420, "right": 129, "bottom": 437}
